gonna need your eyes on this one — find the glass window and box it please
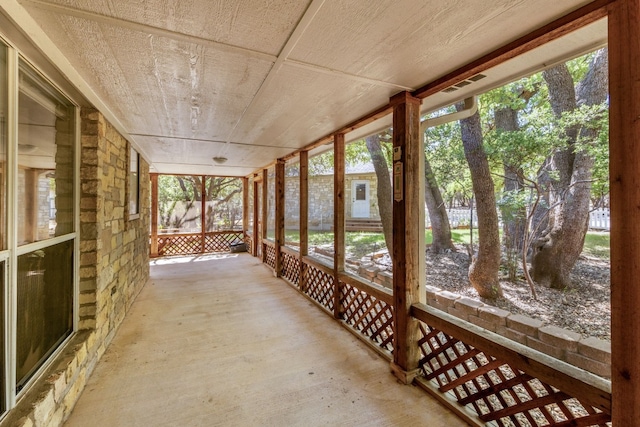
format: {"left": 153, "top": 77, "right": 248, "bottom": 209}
{"left": 129, "top": 146, "right": 139, "bottom": 217}
{"left": 344, "top": 132, "right": 393, "bottom": 278}
{"left": 16, "top": 239, "right": 73, "bottom": 391}
{"left": 204, "top": 177, "right": 242, "bottom": 231}
{"left": 0, "top": 44, "right": 6, "bottom": 251}
{"left": 157, "top": 175, "right": 201, "bottom": 234}
{"left": 285, "top": 159, "right": 300, "bottom": 249}
{"left": 308, "top": 148, "right": 334, "bottom": 266}
{"left": 0, "top": 261, "right": 4, "bottom": 413}
{"left": 266, "top": 166, "right": 276, "bottom": 241}
{"left": 247, "top": 176, "right": 254, "bottom": 231}
{"left": 17, "top": 63, "right": 75, "bottom": 245}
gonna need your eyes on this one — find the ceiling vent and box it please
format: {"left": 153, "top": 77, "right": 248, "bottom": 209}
{"left": 441, "top": 73, "right": 487, "bottom": 94}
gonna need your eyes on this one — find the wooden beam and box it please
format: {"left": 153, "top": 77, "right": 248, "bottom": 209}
{"left": 390, "top": 91, "right": 425, "bottom": 384}
{"left": 333, "top": 133, "right": 345, "bottom": 319}
{"left": 275, "top": 160, "right": 285, "bottom": 277}
{"left": 299, "top": 151, "right": 309, "bottom": 292}
{"left": 261, "top": 168, "right": 268, "bottom": 263}
{"left": 252, "top": 178, "right": 260, "bottom": 256}
{"left": 200, "top": 175, "right": 206, "bottom": 253}
{"left": 412, "top": 0, "right": 612, "bottom": 99}
{"left": 609, "top": 0, "right": 640, "bottom": 423}
{"left": 150, "top": 173, "right": 159, "bottom": 257}
{"left": 300, "top": 151, "right": 309, "bottom": 257}
{"left": 242, "top": 176, "right": 249, "bottom": 244}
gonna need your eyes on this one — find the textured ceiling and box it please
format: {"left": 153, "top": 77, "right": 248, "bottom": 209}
{"left": 6, "top": 0, "right": 606, "bottom": 176}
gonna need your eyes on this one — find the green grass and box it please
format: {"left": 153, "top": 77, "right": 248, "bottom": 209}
{"left": 285, "top": 229, "right": 611, "bottom": 260}
{"left": 583, "top": 231, "right": 610, "bottom": 259}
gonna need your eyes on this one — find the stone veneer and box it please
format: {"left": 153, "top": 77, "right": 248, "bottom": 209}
{"left": 357, "top": 263, "right": 611, "bottom": 378}
{"left": 2, "top": 108, "right": 150, "bottom": 427}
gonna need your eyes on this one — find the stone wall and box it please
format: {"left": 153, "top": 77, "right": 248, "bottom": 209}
{"left": 5, "top": 108, "right": 150, "bottom": 427}
{"left": 357, "top": 264, "right": 611, "bottom": 378}
{"left": 285, "top": 172, "right": 381, "bottom": 231}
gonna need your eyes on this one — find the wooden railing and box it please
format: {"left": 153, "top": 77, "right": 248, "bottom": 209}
{"left": 412, "top": 304, "right": 611, "bottom": 426}
{"left": 154, "top": 230, "right": 245, "bottom": 257}
{"left": 270, "top": 248, "right": 612, "bottom": 426}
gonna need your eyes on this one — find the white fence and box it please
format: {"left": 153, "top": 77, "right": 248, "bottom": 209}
{"left": 425, "top": 208, "right": 477, "bottom": 229}
{"left": 425, "top": 207, "right": 611, "bottom": 231}
{"left": 589, "top": 208, "right": 610, "bottom": 231}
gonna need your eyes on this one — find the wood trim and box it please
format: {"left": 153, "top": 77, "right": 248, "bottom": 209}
{"left": 411, "top": 303, "right": 611, "bottom": 413}
{"left": 608, "top": 0, "right": 640, "bottom": 423}
{"left": 242, "top": 177, "right": 249, "bottom": 239}
{"left": 200, "top": 175, "right": 206, "bottom": 253}
{"left": 337, "top": 272, "right": 393, "bottom": 305}
{"left": 333, "top": 133, "right": 345, "bottom": 319}
{"left": 150, "top": 173, "right": 159, "bottom": 257}
{"left": 261, "top": 168, "right": 268, "bottom": 263}
{"left": 300, "top": 150, "right": 309, "bottom": 257}
{"left": 280, "top": 245, "right": 300, "bottom": 257}
{"left": 302, "top": 255, "right": 334, "bottom": 276}
{"left": 412, "top": 0, "right": 612, "bottom": 99}
{"left": 252, "top": 179, "right": 260, "bottom": 256}
{"left": 391, "top": 91, "right": 425, "bottom": 383}
{"left": 275, "top": 160, "right": 285, "bottom": 277}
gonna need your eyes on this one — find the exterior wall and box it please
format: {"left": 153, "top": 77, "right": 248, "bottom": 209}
{"left": 287, "top": 172, "right": 382, "bottom": 231}
{"left": 307, "top": 174, "right": 333, "bottom": 230}
{"left": 3, "top": 108, "right": 150, "bottom": 427}
{"left": 344, "top": 173, "right": 381, "bottom": 220}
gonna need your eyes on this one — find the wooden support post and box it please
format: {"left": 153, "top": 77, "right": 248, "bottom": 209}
{"left": 609, "top": 1, "right": 640, "bottom": 423}
{"left": 150, "top": 173, "right": 159, "bottom": 257}
{"left": 333, "top": 133, "right": 345, "bottom": 319}
{"left": 200, "top": 175, "right": 206, "bottom": 253}
{"left": 242, "top": 177, "right": 249, "bottom": 243}
{"left": 390, "top": 91, "right": 425, "bottom": 384}
{"left": 300, "top": 151, "right": 309, "bottom": 291}
{"left": 261, "top": 168, "right": 268, "bottom": 263}
{"left": 275, "top": 160, "right": 285, "bottom": 277}
{"left": 300, "top": 151, "right": 309, "bottom": 257}
{"left": 252, "top": 176, "right": 260, "bottom": 257}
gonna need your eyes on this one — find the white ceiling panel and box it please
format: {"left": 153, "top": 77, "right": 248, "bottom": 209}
{"left": 231, "top": 63, "right": 394, "bottom": 150}
{"left": 22, "top": 7, "right": 275, "bottom": 140}
{"left": 134, "top": 135, "right": 293, "bottom": 175}
{"left": 23, "top": 0, "right": 308, "bottom": 55}
{"left": 289, "top": 0, "right": 595, "bottom": 89}
{"left": 4, "top": 0, "right": 608, "bottom": 177}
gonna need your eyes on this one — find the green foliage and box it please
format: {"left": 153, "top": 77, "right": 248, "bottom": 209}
{"left": 424, "top": 117, "right": 472, "bottom": 206}
{"left": 158, "top": 175, "right": 242, "bottom": 231}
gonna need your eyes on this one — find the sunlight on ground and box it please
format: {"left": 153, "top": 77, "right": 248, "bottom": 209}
{"left": 151, "top": 253, "right": 239, "bottom": 266}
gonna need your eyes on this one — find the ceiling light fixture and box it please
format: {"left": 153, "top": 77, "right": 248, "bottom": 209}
{"left": 212, "top": 156, "right": 228, "bottom": 164}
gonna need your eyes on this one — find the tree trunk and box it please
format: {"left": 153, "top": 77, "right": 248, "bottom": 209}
{"left": 458, "top": 105, "right": 502, "bottom": 299}
{"left": 424, "top": 153, "right": 455, "bottom": 253}
{"left": 365, "top": 134, "right": 393, "bottom": 255}
{"left": 532, "top": 48, "right": 608, "bottom": 289}
{"left": 495, "top": 107, "right": 526, "bottom": 280}
{"left": 495, "top": 107, "right": 527, "bottom": 252}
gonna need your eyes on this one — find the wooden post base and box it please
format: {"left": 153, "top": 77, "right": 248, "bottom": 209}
{"left": 390, "top": 362, "right": 421, "bottom": 385}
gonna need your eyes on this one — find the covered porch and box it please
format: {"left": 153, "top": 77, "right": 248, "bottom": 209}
{"left": 65, "top": 253, "right": 463, "bottom": 426}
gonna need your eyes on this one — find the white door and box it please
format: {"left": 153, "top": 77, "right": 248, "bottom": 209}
{"left": 351, "top": 180, "right": 370, "bottom": 218}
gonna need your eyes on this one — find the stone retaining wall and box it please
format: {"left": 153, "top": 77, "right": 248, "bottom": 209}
{"left": 357, "top": 263, "right": 611, "bottom": 378}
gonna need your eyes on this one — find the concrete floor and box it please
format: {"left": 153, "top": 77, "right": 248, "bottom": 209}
{"left": 65, "top": 253, "right": 467, "bottom": 426}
